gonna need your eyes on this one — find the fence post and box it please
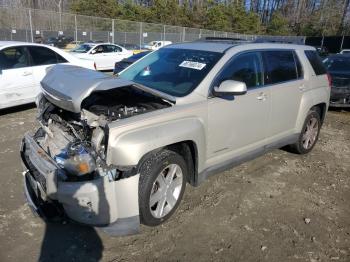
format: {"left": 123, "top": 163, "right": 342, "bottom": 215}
{"left": 28, "top": 9, "right": 34, "bottom": 43}
{"left": 182, "top": 27, "right": 185, "bottom": 42}
{"left": 139, "top": 22, "right": 142, "bottom": 50}
{"left": 199, "top": 29, "right": 202, "bottom": 39}
{"left": 112, "top": 19, "right": 115, "bottom": 43}
{"left": 163, "top": 25, "right": 166, "bottom": 41}
{"left": 74, "top": 15, "right": 77, "bottom": 42}
{"left": 340, "top": 35, "right": 345, "bottom": 51}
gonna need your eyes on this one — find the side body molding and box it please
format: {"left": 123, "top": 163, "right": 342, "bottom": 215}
{"left": 107, "top": 117, "right": 206, "bottom": 172}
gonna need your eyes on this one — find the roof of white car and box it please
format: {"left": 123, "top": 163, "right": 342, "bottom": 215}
{"left": 167, "top": 41, "right": 315, "bottom": 53}
{"left": 0, "top": 41, "right": 28, "bottom": 47}
{"left": 0, "top": 41, "right": 53, "bottom": 49}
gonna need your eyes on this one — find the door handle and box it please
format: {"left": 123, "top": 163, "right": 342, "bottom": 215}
{"left": 22, "top": 71, "right": 32, "bottom": 76}
{"left": 256, "top": 92, "right": 267, "bottom": 101}
{"left": 299, "top": 85, "right": 306, "bottom": 91}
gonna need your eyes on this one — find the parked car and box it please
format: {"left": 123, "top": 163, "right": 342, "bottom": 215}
{"left": 113, "top": 51, "right": 151, "bottom": 75}
{"left": 118, "top": 43, "right": 146, "bottom": 54}
{"left": 70, "top": 43, "right": 133, "bottom": 70}
{"left": 339, "top": 49, "right": 350, "bottom": 54}
{"left": 316, "top": 46, "right": 329, "bottom": 57}
{"left": 64, "top": 41, "right": 84, "bottom": 50}
{"left": 44, "top": 35, "right": 74, "bottom": 48}
{"left": 323, "top": 54, "right": 350, "bottom": 107}
{"left": 21, "top": 41, "right": 330, "bottom": 236}
{"left": 143, "top": 41, "right": 172, "bottom": 51}
{"left": 0, "top": 41, "right": 95, "bottom": 109}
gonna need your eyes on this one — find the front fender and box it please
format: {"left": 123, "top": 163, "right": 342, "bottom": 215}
{"left": 107, "top": 117, "right": 206, "bottom": 171}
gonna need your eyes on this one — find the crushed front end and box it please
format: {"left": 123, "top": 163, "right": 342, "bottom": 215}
{"left": 20, "top": 66, "right": 172, "bottom": 235}
{"left": 21, "top": 118, "right": 140, "bottom": 235}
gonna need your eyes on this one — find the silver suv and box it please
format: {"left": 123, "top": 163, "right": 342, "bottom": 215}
{"left": 21, "top": 41, "right": 330, "bottom": 235}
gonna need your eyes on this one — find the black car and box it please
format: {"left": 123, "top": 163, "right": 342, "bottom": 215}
{"left": 45, "top": 35, "right": 74, "bottom": 48}
{"left": 113, "top": 51, "right": 151, "bottom": 75}
{"left": 316, "top": 46, "right": 329, "bottom": 57}
{"left": 323, "top": 54, "right": 350, "bottom": 107}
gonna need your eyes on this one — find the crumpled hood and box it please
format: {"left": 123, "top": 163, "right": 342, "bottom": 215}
{"left": 41, "top": 64, "right": 175, "bottom": 113}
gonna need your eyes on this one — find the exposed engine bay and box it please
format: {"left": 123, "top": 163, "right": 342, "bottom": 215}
{"left": 35, "top": 86, "right": 172, "bottom": 181}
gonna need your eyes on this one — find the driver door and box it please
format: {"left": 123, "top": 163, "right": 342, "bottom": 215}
{"left": 207, "top": 51, "right": 271, "bottom": 165}
{"left": 90, "top": 45, "right": 107, "bottom": 70}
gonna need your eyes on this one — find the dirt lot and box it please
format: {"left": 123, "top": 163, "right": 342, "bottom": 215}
{"left": 0, "top": 106, "right": 349, "bottom": 262}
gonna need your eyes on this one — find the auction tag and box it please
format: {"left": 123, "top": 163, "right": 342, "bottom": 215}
{"left": 179, "top": 61, "right": 206, "bottom": 70}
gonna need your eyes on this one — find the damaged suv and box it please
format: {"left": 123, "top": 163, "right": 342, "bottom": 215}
{"left": 21, "top": 40, "right": 330, "bottom": 235}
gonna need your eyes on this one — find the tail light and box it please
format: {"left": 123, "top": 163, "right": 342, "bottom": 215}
{"left": 326, "top": 73, "right": 332, "bottom": 88}
{"left": 94, "top": 62, "right": 97, "bottom": 70}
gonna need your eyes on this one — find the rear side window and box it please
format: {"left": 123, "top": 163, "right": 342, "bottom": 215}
{"left": 263, "top": 50, "right": 299, "bottom": 85}
{"left": 28, "top": 46, "right": 67, "bottom": 66}
{"left": 0, "top": 46, "right": 30, "bottom": 70}
{"left": 304, "top": 50, "right": 327, "bottom": 75}
{"left": 104, "top": 45, "right": 122, "bottom": 53}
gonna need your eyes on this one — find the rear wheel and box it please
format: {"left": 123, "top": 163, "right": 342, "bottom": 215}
{"left": 138, "top": 149, "right": 187, "bottom": 226}
{"left": 289, "top": 108, "right": 321, "bottom": 154}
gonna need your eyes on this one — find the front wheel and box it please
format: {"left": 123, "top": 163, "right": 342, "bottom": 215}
{"left": 289, "top": 108, "right": 321, "bottom": 154}
{"left": 138, "top": 149, "right": 187, "bottom": 226}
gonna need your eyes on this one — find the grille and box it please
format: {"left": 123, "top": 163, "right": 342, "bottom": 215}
{"left": 23, "top": 146, "right": 47, "bottom": 192}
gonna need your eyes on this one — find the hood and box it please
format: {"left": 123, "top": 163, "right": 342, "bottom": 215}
{"left": 40, "top": 64, "right": 176, "bottom": 113}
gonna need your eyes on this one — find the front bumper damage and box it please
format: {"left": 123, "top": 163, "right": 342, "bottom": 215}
{"left": 20, "top": 132, "right": 140, "bottom": 236}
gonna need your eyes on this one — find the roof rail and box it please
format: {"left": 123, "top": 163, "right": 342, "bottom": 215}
{"left": 196, "top": 37, "right": 253, "bottom": 44}
{"left": 254, "top": 36, "right": 305, "bottom": 45}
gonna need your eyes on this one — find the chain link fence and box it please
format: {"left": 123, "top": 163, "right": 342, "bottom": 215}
{"left": 0, "top": 5, "right": 305, "bottom": 49}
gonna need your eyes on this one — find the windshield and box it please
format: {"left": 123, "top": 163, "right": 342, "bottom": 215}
{"left": 324, "top": 57, "right": 350, "bottom": 72}
{"left": 71, "top": 44, "right": 93, "bottom": 53}
{"left": 118, "top": 48, "right": 222, "bottom": 97}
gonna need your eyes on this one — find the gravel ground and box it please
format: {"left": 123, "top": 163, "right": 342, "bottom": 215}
{"left": 0, "top": 105, "right": 349, "bottom": 262}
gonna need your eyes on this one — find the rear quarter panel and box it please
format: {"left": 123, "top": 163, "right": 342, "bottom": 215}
{"left": 295, "top": 49, "right": 330, "bottom": 132}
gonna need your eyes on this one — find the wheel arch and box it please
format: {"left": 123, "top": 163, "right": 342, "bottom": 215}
{"left": 135, "top": 140, "right": 199, "bottom": 186}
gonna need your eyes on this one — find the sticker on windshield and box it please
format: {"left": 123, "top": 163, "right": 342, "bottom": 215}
{"left": 179, "top": 61, "right": 206, "bottom": 70}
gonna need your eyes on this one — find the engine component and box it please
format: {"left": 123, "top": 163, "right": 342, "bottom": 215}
{"left": 81, "top": 86, "right": 170, "bottom": 121}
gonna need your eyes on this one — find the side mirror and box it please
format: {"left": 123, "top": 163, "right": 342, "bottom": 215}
{"left": 214, "top": 80, "right": 247, "bottom": 96}
{"left": 91, "top": 49, "right": 96, "bottom": 54}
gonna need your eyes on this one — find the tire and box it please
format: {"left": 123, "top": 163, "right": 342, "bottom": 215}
{"left": 289, "top": 108, "right": 321, "bottom": 154}
{"left": 138, "top": 149, "right": 187, "bottom": 226}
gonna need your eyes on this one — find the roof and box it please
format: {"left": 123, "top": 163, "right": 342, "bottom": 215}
{"left": 327, "top": 53, "right": 350, "bottom": 59}
{"left": 166, "top": 42, "right": 238, "bottom": 53}
{"left": 0, "top": 41, "right": 29, "bottom": 48}
{"left": 166, "top": 41, "right": 314, "bottom": 53}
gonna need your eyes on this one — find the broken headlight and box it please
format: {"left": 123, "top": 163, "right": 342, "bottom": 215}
{"left": 55, "top": 142, "right": 96, "bottom": 177}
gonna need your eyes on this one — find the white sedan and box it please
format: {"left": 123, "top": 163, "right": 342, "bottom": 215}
{"left": 69, "top": 43, "right": 133, "bottom": 71}
{"left": 0, "top": 41, "right": 96, "bottom": 110}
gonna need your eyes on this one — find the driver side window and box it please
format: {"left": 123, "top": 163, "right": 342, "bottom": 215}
{"left": 217, "top": 52, "right": 263, "bottom": 89}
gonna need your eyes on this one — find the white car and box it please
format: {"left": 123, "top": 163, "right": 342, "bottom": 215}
{"left": 0, "top": 41, "right": 95, "bottom": 110}
{"left": 69, "top": 43, "right": 133, "bottom": 70}
{"left": 143, "top": 41, "right": 172, "bottom": 51}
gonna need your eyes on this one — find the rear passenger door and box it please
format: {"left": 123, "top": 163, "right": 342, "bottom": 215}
{"left": 262, "top": 50, "right": 304, "bottom": 140}
{"left": 27, "top": 45, "right": 68, "bottom": 82}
